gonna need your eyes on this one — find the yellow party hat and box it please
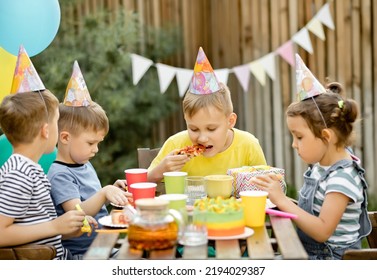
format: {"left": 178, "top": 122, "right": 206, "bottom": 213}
{"left": 10, "top": 45, "right": 45, "bottom": 94}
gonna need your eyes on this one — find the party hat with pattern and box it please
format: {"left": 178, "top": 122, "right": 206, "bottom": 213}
{"left": 295, "top": 53, "right": 326, "bottom": 101}
{"left": 63, "top": 60, "right": 92, "bottom": 107}
{"left": 189, "top": 47, "right": 220, "bottom": 95}
{"left": 10, "top": 45, "right": 45, "bottom": 94}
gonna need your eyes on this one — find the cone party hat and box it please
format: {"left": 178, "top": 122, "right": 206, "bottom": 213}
{"left": 63, "top": 60, "right": 92, "bottom": 107}
{"left": 189, "top": 47, "right": 220, "bottom": 95}
{"left": 10, "top": 45, "right": 45, "bottom": 94}
{"left": 295, "top": 53, "right": 326, "bottom": 101}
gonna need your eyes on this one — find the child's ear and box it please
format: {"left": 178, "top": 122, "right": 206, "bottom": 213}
{"left": 40, "top": 123, "right": 49, "bottom": 139}
{"left": 228, "top": 113, "right": 237, "bottom": 128}
{"left": 59, "top": 131, "right": 70, "bottom": 144}
{"left": 321, "top": 128, "right": 333, "bottom": 143}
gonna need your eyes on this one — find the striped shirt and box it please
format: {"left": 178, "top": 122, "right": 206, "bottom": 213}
{"left": 0, "top": 154, "right": 69, "bottom": 259}
{"left": 311, "top": 163, "right": 364, "bottom": 248}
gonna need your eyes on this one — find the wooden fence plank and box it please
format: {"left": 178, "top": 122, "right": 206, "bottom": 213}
{"left": 351, "top": 0, "right": 363, "bottom": 160}
{"left": 361, "top": 0, "right": 375, "bottom": 195}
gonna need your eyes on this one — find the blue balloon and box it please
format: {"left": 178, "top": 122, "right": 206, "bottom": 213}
{"left": 0, "top": 0, "right": 61, "bottom": 57}
{"left": 0, "top": 134, "right": 57, "bottom": 174}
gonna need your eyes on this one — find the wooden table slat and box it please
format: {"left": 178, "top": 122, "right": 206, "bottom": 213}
{"left": 117, "top": 239, "right": 143, "bottom": 259}
{"left": 246, "top": 226, "right": 274, "bottom": 259}
{"left": 149, "top": 247, "right": 176, "bottom": 259}
{"left": 182, "top": 244, "right": 208, "bottom": 259}
{"left": 216, "top": 240, "right": 241, "bottom": 259}
{"left": 269, "top": 215, "right": 308, "bottom": 259}
{"left": 83, "top": 232, "right": 119, "bottom": 260}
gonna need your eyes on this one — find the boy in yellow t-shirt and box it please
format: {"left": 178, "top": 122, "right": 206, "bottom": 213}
{"left": 148, "top": 47, "right": 266, "bottom": 183}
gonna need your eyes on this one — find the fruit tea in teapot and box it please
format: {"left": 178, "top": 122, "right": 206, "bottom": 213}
{"left": 127, "top": 198, "right": 184, "bottom": 251}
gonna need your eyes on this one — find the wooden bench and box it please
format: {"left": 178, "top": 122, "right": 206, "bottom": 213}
{"left": 0, "top": 244, "right": 56, "bottom": 260}
{"left": 343, "top": 211, "right": 377, "bottom": 260}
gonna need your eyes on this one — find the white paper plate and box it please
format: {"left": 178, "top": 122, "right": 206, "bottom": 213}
{"left": 98, "top": 215, "right": 128, "bottom": 228}
{"left": 207, "top": 227, "right": 254, "bottom": 240}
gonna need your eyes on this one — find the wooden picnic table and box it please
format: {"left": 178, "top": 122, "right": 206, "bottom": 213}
{"left": 83, "top": 214, "right": 308, "bottom": 260}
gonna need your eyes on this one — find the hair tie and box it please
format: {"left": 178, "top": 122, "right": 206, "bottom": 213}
{"left": 338, "top": 100, "right": 344, "bottom": 109}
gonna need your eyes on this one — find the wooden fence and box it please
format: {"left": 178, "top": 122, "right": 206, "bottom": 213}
{"left": 67, "top": 0, "right": 377, "bottom": 199}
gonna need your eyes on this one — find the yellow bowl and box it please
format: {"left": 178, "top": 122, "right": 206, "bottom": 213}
{"left": 204, "top": 175, "right": 233, "bottom": 198}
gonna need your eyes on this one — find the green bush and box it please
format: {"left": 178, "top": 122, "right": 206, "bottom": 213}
{"left": 33, "top": 6, "right": 182, "bottom": 184}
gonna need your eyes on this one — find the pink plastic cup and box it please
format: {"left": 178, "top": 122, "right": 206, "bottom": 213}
{"left": 124, "top": 168, "right": 148, "bottom": 194}
{"left": 131, "top": 182, "right": 157, "bottom": 203}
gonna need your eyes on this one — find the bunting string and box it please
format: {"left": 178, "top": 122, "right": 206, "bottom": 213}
{"left": 131, "top": 2, "right": 335, "bottom": 97}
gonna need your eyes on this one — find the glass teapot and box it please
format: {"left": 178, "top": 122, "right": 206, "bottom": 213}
{"left": 127, "top": 198, "right": 184, "bottom": 251}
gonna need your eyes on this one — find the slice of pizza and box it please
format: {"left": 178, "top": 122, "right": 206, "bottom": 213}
{"left": 175, "top": 144, "right": 206, "bottom": 158}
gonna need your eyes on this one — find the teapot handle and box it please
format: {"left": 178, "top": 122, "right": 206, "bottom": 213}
{"left": 168, "top": 209, "right": 186, "bottom": 238}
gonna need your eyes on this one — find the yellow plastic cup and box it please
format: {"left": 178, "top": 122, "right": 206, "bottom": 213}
{"left": 240, "top": 190, "right": 268, "bottom": 227}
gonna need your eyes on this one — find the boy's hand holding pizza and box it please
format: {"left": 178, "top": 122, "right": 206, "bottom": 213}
{"left": 158, "top": 144, "right": 207, "bottom": 173}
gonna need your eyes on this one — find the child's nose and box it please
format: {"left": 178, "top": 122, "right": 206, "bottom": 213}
{"left": 291, "top": 141, "right": 297, "bottom": 149}
{"left": 198, "top": 132, "right": 208, "bottom": 142}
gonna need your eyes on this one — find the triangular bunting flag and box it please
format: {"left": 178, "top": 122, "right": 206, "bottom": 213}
{"left": 307, "top": 18, "right": 325, "bottom": 41}
{"left": 156, "top": 63, "right": 176, "bottom": 94}
{"left": 260, "top": 53, "right": 276, "bottom": 80}
{"left": 232, "top": 64, "right": 251, "bottom": 93}
{"left": 131, "top": 53, "right": 154, "bottom": 86}
{"left": 315, "top": 3, "right": 335, "bottom": 30}
{"left": 176, "top": 68, "right": 193, "bottom": 97}
{"left": 249, "top": 60, "right": 266, "bottom": 86}
{"left": 292, "top": 27, "right": 313, "bottom": 54}
{"left": 276, "top": 41, "right": 295, "bottom": 66}
{"left": 214, "top": 68, "right": 230, "bottom": 85}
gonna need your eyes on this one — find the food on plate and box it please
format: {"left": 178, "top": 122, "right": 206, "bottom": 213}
{"left": 175, "top": 144, "right": 206, "bottom": 158}
{"left": 111, "top": 209, "right": 128, "bottom": 225}
{"left": 193, "top": 197, "right": 245, "bottom": 236}
{"left": 75, "top": 204, "right": 92, "bottom": 233}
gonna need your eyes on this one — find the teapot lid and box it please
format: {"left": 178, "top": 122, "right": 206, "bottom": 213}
{"left": 135, "top": 198, "right": 168, "bottom": 210}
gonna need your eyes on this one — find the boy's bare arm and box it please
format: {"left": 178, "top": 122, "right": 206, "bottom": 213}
{"left": 0, "top": 210, "right": 85, "bottom": 247}
{"left": 62, "top": 186, "right": 129, "bottom": 217}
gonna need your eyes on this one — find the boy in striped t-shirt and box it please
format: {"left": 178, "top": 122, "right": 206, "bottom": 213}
{"left": 250, "top": 55, "right": 372, "bottom": 260}
{"left": 0, "top": 90, "right": 86, "bottom": 259}
{"left": 0, "top": 47, "right": 85, "bottom": 259}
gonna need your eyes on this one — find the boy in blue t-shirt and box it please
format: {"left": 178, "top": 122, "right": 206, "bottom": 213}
{"left": 48, "top": 61, "right": 132, "bottom": 259}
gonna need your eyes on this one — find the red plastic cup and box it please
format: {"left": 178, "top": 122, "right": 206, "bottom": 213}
{"left": 131, "top": 182, "right": 156, "bottom": 203}
{"left": 124, "top": 168, "right": 148, "bottom": 194}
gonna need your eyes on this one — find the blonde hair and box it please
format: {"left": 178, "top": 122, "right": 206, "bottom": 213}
{"left": 182, "top": 83, "right": 233, "bottom": 118}
{"left": 58, "top": 101, "right": 109, "bottom": 136}
{"left": 0, "top": 90, "right": 59, "bottom": 145}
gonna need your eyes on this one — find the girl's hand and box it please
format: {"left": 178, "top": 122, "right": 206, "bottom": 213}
{"left": 250, "top": 174, "right": 287, "bottom": 206}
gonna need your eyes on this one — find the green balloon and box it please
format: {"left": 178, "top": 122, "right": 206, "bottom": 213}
{"left": 0, "top": 134, "right": 57, "bottom": 174}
